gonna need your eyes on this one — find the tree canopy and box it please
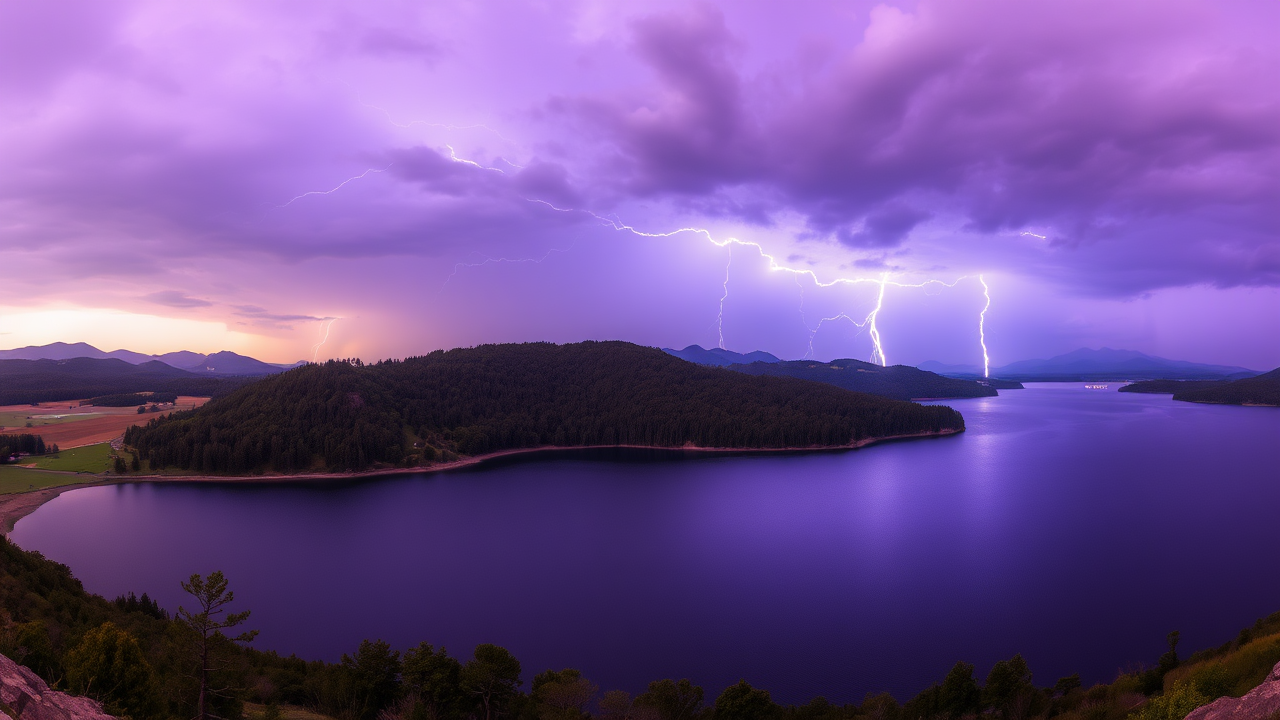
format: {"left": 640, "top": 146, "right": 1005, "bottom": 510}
{"left": 126, "top": 341, "right": 964, "bottom": 474}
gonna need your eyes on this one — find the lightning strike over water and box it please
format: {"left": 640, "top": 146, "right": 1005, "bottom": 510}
{"left": 278, "top": 167, "right": 390, "bottom": 207}
{"left": 979, "top": 275, "right": 991, "bottom": 378}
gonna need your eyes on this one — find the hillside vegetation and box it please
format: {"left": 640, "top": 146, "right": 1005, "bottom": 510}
{"left": 124, "top": 341, "right": 964, "bottom": 474}
{"left": 1172, "top": 367, "right": 1280, "bottom": 406}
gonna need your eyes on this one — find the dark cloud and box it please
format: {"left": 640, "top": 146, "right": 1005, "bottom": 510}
{"left": 837, "top": 207, "right": 932, "bottom": 249}
{"left": 564, "top": 0, "right": 1280, "bottom": 293}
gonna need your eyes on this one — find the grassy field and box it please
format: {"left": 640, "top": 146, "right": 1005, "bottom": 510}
{"left": 24, "top": 442, "right": 114, "bottom": 473}
{"left": 0, "top": 465, "right": 87, "bottom": 495}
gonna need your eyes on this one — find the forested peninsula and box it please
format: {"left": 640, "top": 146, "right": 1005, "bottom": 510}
{"left": 1169, "top": 368, "right": 1280, "bottom": 406}
{"left": 1119, "top": 369, "right": 1280, "bottom": 406}
{"left": 124, "top": 341, "right": 964, "bottom": 475}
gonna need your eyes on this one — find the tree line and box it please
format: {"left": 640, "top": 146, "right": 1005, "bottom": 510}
{"left": 125, "top": 342, "right": 965, "bottom": 474}
{"left": 82, "top": 392, "right": 180, "bottom": 407}
{"left": 2, "top": 535, "right": 1264, "bottom": 720}
{"left": 0, "top": 432, "right": 57, "bottom": 460}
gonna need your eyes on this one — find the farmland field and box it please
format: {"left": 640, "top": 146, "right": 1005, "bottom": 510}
{"left": 0, "top": 396, "right": 210, "bottom": 448}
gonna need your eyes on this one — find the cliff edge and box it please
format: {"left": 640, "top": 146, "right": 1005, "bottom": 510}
{"left": 0, "top": 653, "right": 113, "bottom": 720}
{"left": 1185, "top": 660, "right": 1280, "bottom": 720}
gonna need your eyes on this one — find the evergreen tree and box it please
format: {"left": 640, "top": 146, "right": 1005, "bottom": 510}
{"left": 461, "top": 644, "right": 522, "bottom": 720}
{"left": 177, "top": 571, "right": 258, "bottom": 720}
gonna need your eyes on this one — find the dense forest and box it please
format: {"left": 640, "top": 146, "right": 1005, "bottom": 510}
{"left": 727, "top": 359, "right": 1010, "bottom": 401}
{"left": 1170, "top": 368, "right": 1280, "bottom": 406}
{"left": 1, "top": 535, "right": 1278, "bottom": 720}
{"left": 124, "top": 342, "right": 965, "bottom": 475}
{"left": 0, "top": 358, "right": 247, "bottom": 405}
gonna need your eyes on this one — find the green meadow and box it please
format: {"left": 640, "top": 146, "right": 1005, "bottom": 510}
{"left": 25, "top": 442, "right": 114, "bottom": 473}
{"left": 0, "top": 465, "right": 85, "bottom": 495}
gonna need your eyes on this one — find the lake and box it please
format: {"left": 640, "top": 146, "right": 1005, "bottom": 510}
{"left": 11, "top": 384, "right": 1280, "bottom": 704}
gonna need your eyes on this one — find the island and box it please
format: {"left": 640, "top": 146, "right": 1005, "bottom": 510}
{"left": 124, "top": 341, "right": 965, "bottom": 475}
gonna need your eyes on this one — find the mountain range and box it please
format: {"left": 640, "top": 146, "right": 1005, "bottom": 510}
{"left": 0, "top": 342, "right": 303, "bottom": 376}
{"left": 661, "top": 345, "right": 782, "bottom": 367}
{"left": 663, "top": 345, "right": 1018, "bottom": 400}
{"left": 983, "top": 348, "right": 1259, "bottom": 381}
{"left": 669, "top": 345, "right": 1261, "bottom": 383}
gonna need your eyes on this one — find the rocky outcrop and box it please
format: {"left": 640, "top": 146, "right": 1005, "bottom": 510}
{"left": 0, "top": 653, "right": 113, "bottom": 720}
{"left": 1186, "top": 660, "right": 1280, "bottom": 720}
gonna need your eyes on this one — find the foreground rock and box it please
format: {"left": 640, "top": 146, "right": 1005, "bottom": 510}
{"left": 1186, "top": 660, "right": 1280, "bottom": 720}
{"left": 0, "top": 653, "right": 113, "bottom": 720}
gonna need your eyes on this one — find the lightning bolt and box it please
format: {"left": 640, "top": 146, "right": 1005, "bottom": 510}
{"left": 447, "top": 145, "right": 507, "bottom": 174}
{"left": 311, "top": 318, "right": 339, "bottom": 362}
{"left": 979, "top": 275, "right": 991, "bottom": 378}
{"left": 717, "top": 245, "right": 732, "bottom": 349}
{"left": 868, "top": 274, "right": 888, "bottom": 366}
{"left": 278, "top": 166, "right": 391, "bottom": 207}
{"left": 354, "top": 99, "right": 996, "bottom": 365}
{"left": 1020, "top": 231, "right": 1047, "bottom": 239}
{"left": 525, "top": 199, "right": 996, "bottom": 367}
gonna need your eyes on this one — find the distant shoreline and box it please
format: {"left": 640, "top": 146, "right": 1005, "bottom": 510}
{"left": 0, "top": 428, "right": 961, "bottom": 533}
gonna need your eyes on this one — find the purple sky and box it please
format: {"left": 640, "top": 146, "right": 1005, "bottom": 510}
{"left": 2, "top": 0, "right": 1278, "bottom": 369}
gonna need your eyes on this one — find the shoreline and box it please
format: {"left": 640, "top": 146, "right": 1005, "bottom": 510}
{"left": 0, "top": 427, "right": 961, "bottom": 534}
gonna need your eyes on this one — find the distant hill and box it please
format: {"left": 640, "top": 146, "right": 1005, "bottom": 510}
{"left": 126, "top": 341, "right": 964, "bottom": 474}
{"left": 917, "top": 360, "right": 985, "bottom": 376}
{"left": 0, "top": 342, "right": 302, "bottom": 375}
{"left": 991, "top": 348, "right": 1259, "bottom": 381}
{"left": 727, "top": 358, "right": 1005, "bottom": 401}
{"left": 662, "top": 344, "right": 781, "bottom": 367}
{"left": 0, "top": 357, "right": 249, "bottom": 405}
{"left": 1168, "top": 367, "right": 1280, "bottom": 406}
{"left": 0, "top": 341, "right": 155, "bottom": 364}
{"left": 914, "top": 361, "right": 1024, "bottom": 389}
{"left": 181, "top": 351, "right": 297, "bottom": 376}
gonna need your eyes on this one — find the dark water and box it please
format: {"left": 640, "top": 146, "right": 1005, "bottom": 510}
{"left": 12, "top": 384, "right": 1280, "bottom": 704}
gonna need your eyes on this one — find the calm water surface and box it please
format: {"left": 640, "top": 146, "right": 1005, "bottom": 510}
{"left": 13, "top": 384, "right": 1280, "bottom": 703}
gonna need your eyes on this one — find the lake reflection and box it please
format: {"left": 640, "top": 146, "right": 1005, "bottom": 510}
{"left": 13, "top": 385, "right": 1280, "bottom": 703}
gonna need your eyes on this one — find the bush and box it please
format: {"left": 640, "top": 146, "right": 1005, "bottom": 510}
{"left": 65, "top": 621, "right": 164, "bottom": 720}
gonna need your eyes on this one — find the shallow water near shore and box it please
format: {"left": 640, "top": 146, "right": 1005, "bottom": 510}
{"left": 13, "top": 384, "right": 1280, "bottom": 703}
